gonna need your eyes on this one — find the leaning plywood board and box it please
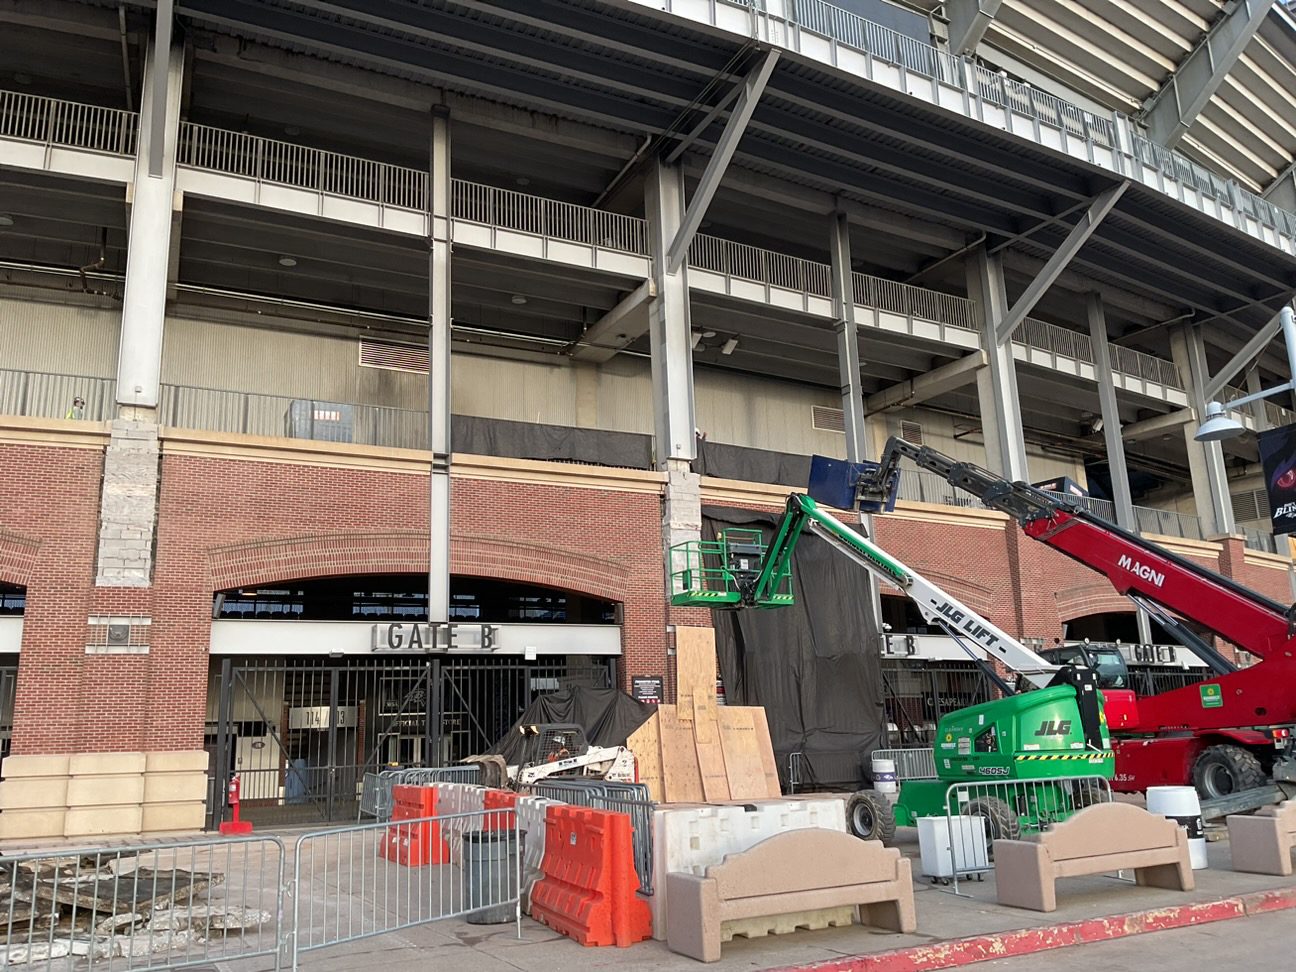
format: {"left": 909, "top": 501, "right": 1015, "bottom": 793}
{"left": 692, "top": 697, "right": 731, "bottom": 802}
{"left": 626, "top": 711, "right": 665, "bottom": 804}
{"left": 658, "top": 705, "right": 705, "bottom": 803}
{"left": 675, "top": 626, "right": 717, "bottom": 723}
{"left": 717, "top": 705, "right": 770, "bottom": 799}
{"left": 749, "top": 707, "right": 783, "bottom": 797}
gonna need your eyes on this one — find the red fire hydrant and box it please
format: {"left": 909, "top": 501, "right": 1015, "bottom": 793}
{"left": 219, "top": 773, "right": 254, "bottom": 836}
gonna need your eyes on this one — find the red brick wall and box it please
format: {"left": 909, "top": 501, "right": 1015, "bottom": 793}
{"left": 0, "top": 443, "right": 667, "bottom": 753}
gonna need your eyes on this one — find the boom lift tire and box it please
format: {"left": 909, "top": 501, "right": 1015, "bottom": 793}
{"left": 846, "top": 789, "right": 897, "bottom": 844}
{"left": 966, "top": 796, "right": 1020, "bottom": 844}
{"left": 1192, "top": 744, "right": 1266, "bottom": 799}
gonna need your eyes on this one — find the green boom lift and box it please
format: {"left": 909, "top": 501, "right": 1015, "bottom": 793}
{"left": 670, "top": 488, "right": 1114, "bottom": 845}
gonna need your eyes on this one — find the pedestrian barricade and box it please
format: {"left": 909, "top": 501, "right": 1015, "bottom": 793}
{"left": 527, "top": 778, "right": 656, "bottom": 894}
{"left": 939, "top": 775, "right": 1112, "bottom": 894}
{"left": 291, "top": 808, "right": 521, "bottom": 969}
{"left": 0, "top": 834, "right": 284, "bottom": 970}
{"left": 359, "top": 765, "right": 483, "bottom": 822}
{"left": 529, "top": 804, "right": 652, "bottom": 947}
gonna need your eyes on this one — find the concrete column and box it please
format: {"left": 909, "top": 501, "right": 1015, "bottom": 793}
{"left": 645, "top": 159, "right": 702, "bottom": 571}
{"left": 1170, "top": 324, "right": 1235, "bottom": 536}
{"left": 116, "top": 40, "right": 183, "bottom": 412}
{"left": 829, "top": 211, "right": 867, "bottom": 462}
{"left": 967, "top": 246, "right": 1029, "bottom": 480}
{"left": 428, "top": 106, "right": 452, "bottom": 624}
{"left": 1245, "top": 369, "right": 1273, "bottom": 432}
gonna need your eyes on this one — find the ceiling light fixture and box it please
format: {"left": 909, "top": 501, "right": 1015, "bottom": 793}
{"left": 702, "top": 330, "right": 716, "bottom": 338}
{"left": 12, "top": 74, "right": 30, "bottom": 86}
{"left": 283, "top": 125, "right": 301, "bottom": 137}
{"left": 277, "top": 255, "right": 298, "bottom": 268}
{"left": 515, "top": 177, "right": 531, "bottom": 187}
{"left": 720, "top": 337, "right": 739, "bottom": 355}
{"left": 510, "top": 294, "right": 528, "bottom": 305}
{"left": 0, "top": 214, "right": 14, "bottom": 227}
{"left": 690, "top": 330, "right": 702, "bottom": 349}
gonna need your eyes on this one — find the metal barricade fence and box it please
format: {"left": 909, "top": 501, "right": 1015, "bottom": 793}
{"left": 0, "top": 834, "right": 284, "bottom": 970}
{"left": 524, "top": 779, "right": 656, "bottom": 895}
{"left": 939, "top": 775, "right": 1112, "bottom": 894}
{"left": 871, "top": 748, "right": 937, "bottom": 780}
{"left": 289, "top": 809, "right": 521, "bottom": 970}
{"left": 359, "top": 766, "right": 485, "bottom": 822}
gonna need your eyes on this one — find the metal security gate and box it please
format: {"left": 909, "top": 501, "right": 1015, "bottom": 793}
{"left": 208, "top": 655, "right": 613, "bottom": 828}
{"left": 0, "top": 659, "right": 16, "bottom": 762}
{"left": 881, "top": 658, "right": 995, "bottom": 747}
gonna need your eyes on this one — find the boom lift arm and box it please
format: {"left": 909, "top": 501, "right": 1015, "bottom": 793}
{"left": 857, "top": 437, "right": 1285, "bottom": 665}
{"left": 744, "top": 493, "right": 1061, "bottom": 692}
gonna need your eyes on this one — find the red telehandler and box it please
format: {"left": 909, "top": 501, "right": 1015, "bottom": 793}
{"left": 833, "top": 436, "right": 1296, "bottom": 810}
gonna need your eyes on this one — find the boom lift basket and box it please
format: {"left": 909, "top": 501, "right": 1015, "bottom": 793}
{"left": 669, "top": 528, "right": 793, "bottom": 608}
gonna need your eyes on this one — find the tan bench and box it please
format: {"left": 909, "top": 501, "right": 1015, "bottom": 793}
{"left": 665, "top": 829, "right": 916, "bottom": 963}
{"left": 993, "top": 802, "right": 1194, "bottom": 913}
{"left": 1228, "top": 800, "right": 1296, "bottom": 876}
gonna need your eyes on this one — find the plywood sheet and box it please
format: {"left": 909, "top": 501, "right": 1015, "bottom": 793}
{"left": 674, "top": 626, "right": 717, "bottom": 722}
{"left": 717, "top": 706, "right": 767, "bottom": 799}
{"left": 692, "top": 697, "right": 730, "bottom": 802}
{"left": 626, "top": 712, "right": 664, "bottom": 804}
{"left": 748, "top": 707, "right": 783, "bottom": 798}
{"left": 658, "top": 705, "right": 704, "bottom": 803}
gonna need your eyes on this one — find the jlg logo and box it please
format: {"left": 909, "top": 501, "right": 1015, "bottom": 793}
{"left": 1034, "top": 720, "right": 1072, "bottom": 736}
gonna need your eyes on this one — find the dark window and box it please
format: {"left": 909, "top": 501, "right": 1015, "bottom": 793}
{"left": 0, "top": 585, "right": 23, "bottom": 616}
{"left": 973, "top": 725, "right": 998, "bottom": 753}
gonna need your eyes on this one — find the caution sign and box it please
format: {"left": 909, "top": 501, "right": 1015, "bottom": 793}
{"left": 1199, "top": 683, "right": 1223, "bottom": 709}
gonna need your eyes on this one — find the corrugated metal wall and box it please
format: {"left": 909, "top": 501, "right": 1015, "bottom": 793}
{"left": 0, "top": 294, "right": 120, "bottom": 376}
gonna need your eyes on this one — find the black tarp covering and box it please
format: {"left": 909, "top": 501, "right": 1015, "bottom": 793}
{"left": 694, "top": 440, "right": 812, "bottom": 488}
{"left": 705, "top": 505, "right": 884, "bottom": 790}
{"left": 452, "top": 415, "right": 653, "bottom": 469}
{"left": 486, "top": 686, "right": 654, "bottom": 765}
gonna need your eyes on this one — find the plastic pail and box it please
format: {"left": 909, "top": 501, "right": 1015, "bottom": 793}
{"left": 1146, "top": 786, "right": 1207, "bottom": 869}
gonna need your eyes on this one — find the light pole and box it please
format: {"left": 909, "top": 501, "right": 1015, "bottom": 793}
{"left": 1195, "top": 306, "right": 1296, "bottom": 443}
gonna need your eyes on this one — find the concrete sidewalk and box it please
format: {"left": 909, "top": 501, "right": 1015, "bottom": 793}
{"left": 284, "top": 829, "right": 1296, "bottom": 972}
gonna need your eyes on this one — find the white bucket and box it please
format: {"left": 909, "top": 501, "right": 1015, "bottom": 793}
{"left": 1146, "top": 786, "right": 1208, "bottom": 869}
{"left": 871, "top": 757, "right": 898, "bottom": 802}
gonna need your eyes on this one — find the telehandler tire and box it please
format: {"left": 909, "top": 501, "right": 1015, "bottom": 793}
{"left": 846, "top": 789, "right": 897, "bottom": 844}
{"left": 1192, "top": 744, "right": 1266, "bottom": 800}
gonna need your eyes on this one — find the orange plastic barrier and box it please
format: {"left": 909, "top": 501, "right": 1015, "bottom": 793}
{"left": 483, "top": 789, "right": 519, "bottom": 831}
{"left": 530, "top": 805, "right": 652, "bottom": 947}
{"left": 380, "top": 785, "right": 447, "bottom": 867}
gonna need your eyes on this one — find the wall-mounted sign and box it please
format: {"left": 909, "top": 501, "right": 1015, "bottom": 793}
{"left": 632, "top": 676, "right": 664, "bottom": 705}
{"left": 371, "top": 623, "right": 501, "bottom": 653}
{"left": 288, "top": 705, "right": 358, "bottom": 730}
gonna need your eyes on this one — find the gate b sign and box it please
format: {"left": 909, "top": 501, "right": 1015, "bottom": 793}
{"left": 371, "top": 622, "right": 500, "bottom": 653}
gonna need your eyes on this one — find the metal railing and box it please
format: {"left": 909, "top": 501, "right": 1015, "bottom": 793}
{"left": 971, "top": 64, "right": 1114, "bottom": 146}
{"left": 290, "top": 809, "right": 520, "bottom": 969}
{"left": 871, "top": 747, "right": 937, "bottom": 780}
{"left": 359, "top": 766, "right": 485, "bottom": 821}
{"left": 1017, "top": 318, "right": 1184, "bottom": 390}
{"left": 689, "top": 233, "right": 832, "bottom": 295}
{"left": 177, "top": 123, "right": 649, "bottom": 255}
{"left": 1242, "top": 526, "right": 1280, "bottom": 554}
{"left": 524, "top": 779, "right": 655, "bottom": 895}
{"left": 1133, "top": 505, "right": 1206, "bottom": 541}
{"left": 0, "top": 89, "right": 137, "bottom": 156}
{"left": 857, "top": 273, "right": 979, "bottom": 331}
{"left": 0, "top": 835, "right": 283, "bottom": 970}
{"left": 1220, "top": 383, "right": 1296, "bottom": 428}
{"left": 941, "top": 775, "right": 1113, "bottom": 893}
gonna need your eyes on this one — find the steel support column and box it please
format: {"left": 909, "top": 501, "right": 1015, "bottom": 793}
{"left": 1204, "top": 307, "right": 1285, "bottom": 401}
{"left": 1245, "top": 369, "right": 1273, "bottom": 431}
{"left": 829, "top": 212, "right": 866, "bottom": 461}
{"left": 428, "top": 106, "right": 452, "bottom": 624}
{"left": 646, "top": 159, "right": 702, "bottom": 568}
{"left": 1138, "top": 0, "right": 1274, "bottom": 149}
{"left": 1171, "top": 324, "right": 1235, "bottom": 536}
{"left": 1088, "top": 293, "right": 1153, "bottom": 644}
{"left": 115, "top": 39, "right": 183, "bottom": 411}
{"left": 968, "top": 246, "right": 1029, "bottom": 480}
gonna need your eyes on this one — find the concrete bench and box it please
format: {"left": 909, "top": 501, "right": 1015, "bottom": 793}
{"left": 993, "top": 802, "right": 1194, "bottom": 913}
{"left": 665, "top": 829, "right": 916, "bottom": 963}
{"left": 1228, "top": 800, "right": 1296, "bottom": 876}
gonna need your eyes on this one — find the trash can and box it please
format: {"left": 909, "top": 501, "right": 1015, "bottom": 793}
{"left": 1146, "top": 786, "right": 1208, "bottom": 869}
{"left": 462, "top": 829, "right": 521, "bottom": 924}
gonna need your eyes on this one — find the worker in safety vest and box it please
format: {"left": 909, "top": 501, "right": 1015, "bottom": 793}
{"left": 65, "top": 396, "right": 85, "bottom": 420}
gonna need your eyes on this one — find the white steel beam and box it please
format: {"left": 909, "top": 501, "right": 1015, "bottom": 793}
{"left": 862, "top": 351, "right": 986, "bottom": 416}
{"left": 116, "top": 39, "right": 183, "bottom": 411}
{"left": 946, "top": 0, "right": 1005, "bottom": 56}
{"left": 995, "top": 182, "right": 1128, "bottom": 345}
{"left": 1138, "top": 0, "right": 1275, "bottom": 149}
{"left": 1262, "top": 158, "right": 1296, "bottom": 213}
{"left": 969, "top": 246, "right": 1029, "bottom": 480}
{"left": 1121, "top": 409, "right": 1192, "bottom": 442}
{"left": 148, "top": 0, "right": 174, "bottom": 178}
{"left": 428, "top": 105, "right": 452, "bottom": 624}
{"left": 1203, "top": 307, "right": 1286, "bottom": 400}
{"left": 569, "top": 280, "right": 655, "bottom": 363}
{"left": 1170, "top": 323, "right": 1235, "bottom": 536}
{"left": 666, "top": 49, "right": 779, "bottom": 273}
{"left": 829, "top": 211, "right": 867, "bottom": 461}
{"left": 1087, "top": 294, "right": 1136, "bottom": 530}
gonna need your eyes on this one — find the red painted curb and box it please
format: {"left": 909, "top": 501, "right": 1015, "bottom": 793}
{"left": 767, "top": 891, "right": 1296, "bottom": 972}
